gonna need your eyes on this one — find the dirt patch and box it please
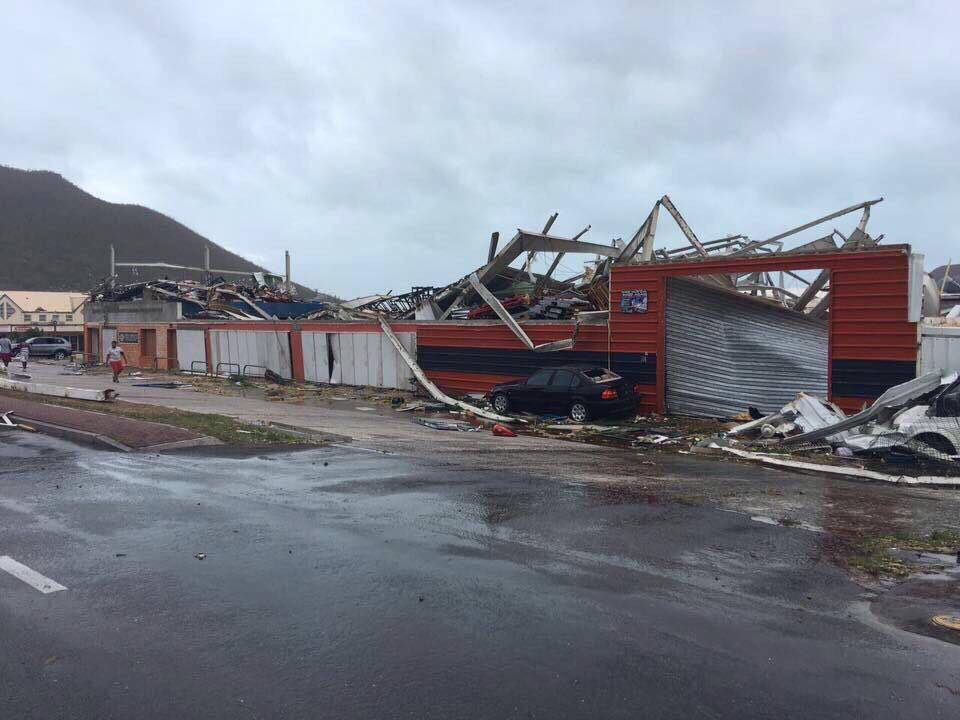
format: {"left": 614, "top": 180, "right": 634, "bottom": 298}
{"left": 838, "top": 530, "right": 960, "bottom": 579}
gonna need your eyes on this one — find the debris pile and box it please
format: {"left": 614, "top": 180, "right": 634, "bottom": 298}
{"left": 90, "top": 195, "right": 914, "bottom": 336}
{"left": 726, "top": 371, "right": 960, "bottom": 466}
{"left": 355, "top": 195, "right": 891, "bottom": 335}
{"left": 89, "top": 274, "right": 329, "bottom": 321}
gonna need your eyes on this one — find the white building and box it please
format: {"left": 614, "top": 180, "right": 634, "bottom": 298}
{"left": 0, "top": 290, "right": 87, "bottom": 347}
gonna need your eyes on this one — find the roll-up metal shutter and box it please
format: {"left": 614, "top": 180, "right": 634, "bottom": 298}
{"left": 665, "top": 278, "right": 828, "bottom": 417}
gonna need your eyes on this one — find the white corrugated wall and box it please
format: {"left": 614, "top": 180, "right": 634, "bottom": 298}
{"left": 323, "top": 332, "right": 416, "bottom": 390}
{"left": 176, "top": 329, "right": 207, "bottom": 373}
{"left": 920, "top": 325, "right": 960, "bottom": 375}
{"left": 209, "top": 329, "right": 292, "bottom": 379}
{"left": 665, "top": 278, "right": 829, "bottom": 417}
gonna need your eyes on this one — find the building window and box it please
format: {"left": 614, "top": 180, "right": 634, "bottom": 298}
{"left": 38, "top": 314, "right": 46, "bottom": 322}
{"left": 22, "top": 313, "right": 31, "bottom": 321}
{"left": 65, "top": 314, "right": 73, "bottom": 322}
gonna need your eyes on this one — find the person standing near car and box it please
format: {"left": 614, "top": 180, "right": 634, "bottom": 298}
{"left": 106, "top": 341, "right": 126, "bottom": 383}
{"left": 17, "top": 342, "right": 28, "bottom": 371}
{"left": 0, "top": 334, "right": 12, "bottom": 370}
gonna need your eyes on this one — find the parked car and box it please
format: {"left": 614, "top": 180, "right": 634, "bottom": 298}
{"left": 487, "top": 365, "right": 638, "bottom": 421}
{"left": 11, "top": 336, "right": 73, "bottom": 360}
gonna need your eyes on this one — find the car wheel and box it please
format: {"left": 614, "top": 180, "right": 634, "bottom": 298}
{"left": 569, "top": 401, "right": 589, "bottom": 422}
{"left": 492, "top": 393, "right": 510, "bottom": 414}
{"left": 54, "top": 351, "right": 66, "bottom": 360}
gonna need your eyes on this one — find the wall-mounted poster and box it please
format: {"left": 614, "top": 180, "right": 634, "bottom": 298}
{"left": 620, "top": 289, "right": 648, "bottom": 314}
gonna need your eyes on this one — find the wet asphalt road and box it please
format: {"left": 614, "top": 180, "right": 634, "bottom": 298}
{"left": 1, "top": 433, "right": 959, "bottom": 719}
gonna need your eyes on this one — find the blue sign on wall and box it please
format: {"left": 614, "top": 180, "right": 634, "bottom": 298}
{"left": 620, "top": 289, "right": 648, "bottom": 314}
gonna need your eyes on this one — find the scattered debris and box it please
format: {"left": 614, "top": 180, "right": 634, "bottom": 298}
{"left": 932, "top": 615, "right": 960, "bottom": 632}
{"left": 89, "top": 273, "right": 328, "bottom": 321}
{"left": 727, "top": 371, "right": 960, "bottom": 470}
{"left": 492, "top": 424, "right": 518, "bottom": 437}
{"left": 416, "top": 417, "right": 479, "bottom": 432}
{"left": 0, "top": 411, "right": 35, "bottom": 432}
{"left": 194, "top": 552, "right": 207, "bottom": 560}
{"left": 264, "top": 369, "right": 290, "bottom": 385}
{"left": 721, "top": 447, "right": 960, "bottom": 486}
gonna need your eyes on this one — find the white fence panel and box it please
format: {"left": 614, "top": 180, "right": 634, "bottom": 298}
{"left": 321, "top": 331, "right": 416, "bottom": 389}
{"left": 920, "top": 326, "right": 960, "bottom": 375}
{"left": 209, "top": 329, "right": 291, "bottom": 378}
{"left": 301, "top": 332, "right": 330, "bottom": 384}
{"left": 101, "top": 329, "right": 116, "bottom": 359}
{"left": 177, "top": 329, "right": 206, "bottom": 372}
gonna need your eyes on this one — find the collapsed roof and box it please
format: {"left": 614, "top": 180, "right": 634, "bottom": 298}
{"left": 90, "top": 195, "right": 930, "bottom": 327}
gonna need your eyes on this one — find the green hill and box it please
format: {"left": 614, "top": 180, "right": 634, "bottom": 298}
{"left": 0, "top": 164, "right": 328, "bottom": 299}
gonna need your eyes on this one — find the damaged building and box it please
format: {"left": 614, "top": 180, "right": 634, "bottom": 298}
{"left": 83, "top": 196, "right": 954, "bottom": 422}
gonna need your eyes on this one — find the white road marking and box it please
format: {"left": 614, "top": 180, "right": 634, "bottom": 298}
{"left": 0, "top": 556, "right": 67, "bottom": 594}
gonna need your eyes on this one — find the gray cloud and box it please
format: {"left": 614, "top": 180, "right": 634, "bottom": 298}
{"left": 2, "top": 0, "right": 958, "bottom": 295}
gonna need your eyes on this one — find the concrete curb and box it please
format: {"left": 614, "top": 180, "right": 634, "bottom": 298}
{"left": 143, "top": 436, "right": 223, "bottom": 452}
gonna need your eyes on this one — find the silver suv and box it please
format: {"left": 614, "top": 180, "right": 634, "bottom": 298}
{"left": 13, "top": 336, "right": 73, "bottom": 360}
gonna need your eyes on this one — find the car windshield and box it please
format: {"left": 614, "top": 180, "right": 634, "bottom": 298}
{"left": 581, "top": 368, "right": 621, "bottom": 383}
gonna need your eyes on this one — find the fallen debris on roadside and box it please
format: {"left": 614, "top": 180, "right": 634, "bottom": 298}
{"left": 0, "top": 376, "right": 117, "bottom": 402}
{"left": 416, "top": 417, "right": 480, "bottom": 432}
{"left": 725, "top": 371, "right": 960, "bottom": 469}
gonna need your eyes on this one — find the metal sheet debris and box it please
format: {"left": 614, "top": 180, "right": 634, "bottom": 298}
{"left": 781, "top": 371, "right": 946, "bottom": 446}
{"left": 378, "top": 318, "right": 522, "bottom": 424}
{"left": 722, "top": 447, "right": 960, "bottom": 487}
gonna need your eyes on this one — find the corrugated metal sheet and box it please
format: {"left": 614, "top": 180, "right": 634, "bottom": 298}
{"left": 210, "top": 329, "right": 292, "bottom": 378}
{"left": 101, "top": 328, "right": 116, "bottom": 359}
{"left": 612, "top": 246, "right": 917, "bottom": 411}
{"left": 830, "top": 257, "right": 915, "bottom": 362}
{"left": 328, "top": 332, "right": 417, "bottom": 389}
{"left": 301, "top": 331, "right": 330, "bottom": 384}
{"left": 664, "top": 278, "right": 828, "bottom": 417}
{"left": 920, "top": 325, "right": 960, "bottom": 375}
{"left": 176, "top": 329, "right": 206, "bottom": 372}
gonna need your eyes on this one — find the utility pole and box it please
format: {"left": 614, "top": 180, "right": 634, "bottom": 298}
{"left": 285, "top": 250, "right": 291, "bottom": 292}
{"left": 203, "top": 245, "right": 211, "bottom": 283}
{"left": 109, "top": 244, "right": 116, "bottom": 286}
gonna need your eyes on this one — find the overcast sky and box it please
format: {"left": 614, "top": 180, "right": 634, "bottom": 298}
{"left": 3, "top": 1, "right": 958, "bottom": 296}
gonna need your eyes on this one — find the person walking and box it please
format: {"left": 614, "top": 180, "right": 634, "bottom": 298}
{"left": 0, "top": 334, "right": 11, "bottom": 370}
{"left": 17, "top": 342, "right": 28, "bottom": 371}
{"left": 106, "top": 341, "right": 126, "bottom": 383}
